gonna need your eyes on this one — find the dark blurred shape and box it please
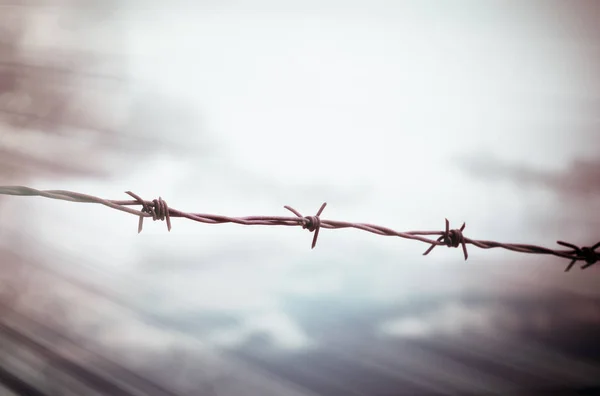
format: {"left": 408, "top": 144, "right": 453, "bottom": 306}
{"left": 457, "top": 154, "right": 600, "bottom": 198}
{"left": 0, "top": 308, "right": 181, "bottom": 396}
{"left": 456, "top": 153, "right": 600, "bottom": 242}
{"left": 0, "top": 366, "right": 46, "bottom": 396}
{"left": 0, "top": 4, "right": 128, "bottom": 181}
{"left": 0, "top": 3, "right": 170, "bottom": 394}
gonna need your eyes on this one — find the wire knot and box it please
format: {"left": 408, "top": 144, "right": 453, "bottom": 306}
{"left": 302, "top": 215, "right": 321, "bottom": 232}
{"left": 284, "top": 202, "right": 327, "bottom": 249}
{"left": 423, "top": 219, "right": 468, "bottom": 260}
{"left": 580, "top": 247, "right": 599, "bottom": 266}
{"left": 557, "top": 241, "right": 600, "bottom": 271}
{"left": 125, "top": 191, "right": 172, "bottom": 233}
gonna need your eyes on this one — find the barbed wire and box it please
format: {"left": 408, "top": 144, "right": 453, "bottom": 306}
{"left": 1, "top": 186, "right": 598, "bottom": 272}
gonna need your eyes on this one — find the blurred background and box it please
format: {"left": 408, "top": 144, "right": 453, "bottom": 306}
{"left": 0, "top": 1, "right": 599, "bottom": 395}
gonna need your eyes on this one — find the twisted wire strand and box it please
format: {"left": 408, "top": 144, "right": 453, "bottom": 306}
{"left": 1, "top": 186, "right": 597, "bottom": 272}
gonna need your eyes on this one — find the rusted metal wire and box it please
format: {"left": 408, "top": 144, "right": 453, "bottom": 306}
{"left": 0, "top": 186, "right": 598, "bottom": 272}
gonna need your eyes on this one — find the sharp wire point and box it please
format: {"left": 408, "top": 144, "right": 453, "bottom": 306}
{"left": 0, "top": 185, "right": 594, "bottom": 272}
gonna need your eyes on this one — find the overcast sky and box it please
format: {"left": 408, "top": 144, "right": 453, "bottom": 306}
{"left": 1, "top": 1, "right": 599, "bottom": 394}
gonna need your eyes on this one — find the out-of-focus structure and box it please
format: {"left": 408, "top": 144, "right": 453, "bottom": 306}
{"left": 0, "top": 2, "right": 136, "bottom": 394}
{"left": 0, "top": 3, "right": 205, "bottom": 395}
{"left": 0, "top": 1, "right": 129, "bottom": 181}
{"left": 2, "top": 2, "right": 600, "bottom": 396}
{"left": 0, "top": 3, "right": 314, "bottom": 395}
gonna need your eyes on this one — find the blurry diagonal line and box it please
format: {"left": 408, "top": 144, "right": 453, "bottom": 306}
{"left": 0, "top": 2, "right": 116, "bottom": 8}
{"left": 0, "top": 249, "right": 187, "bottom": 396}
{"left": 426, "top": 334, "right": 600, "bottom": 385}
{"left": 0, "top": 231, "right": 321, "bottom": 396}
{"left": 0, "top": 365, "right": 47, "bottom": 396}
{"left": 0, "top": 108, "right": 118, "bottom": 134}
{"left": 0, "top": 60, "right": 128, "bottom": 82}
{"left": 317, "top": 313, "right": 517, "bottom": 393}
{"left": 267, "top": 342, "right": 448, "bottom": 396}
{"left": 0, "top": 148, "right": 101, "bottom": 177}
{"left": 0, "top": 109, "right": 197, "bottom": 156}
{"left": 0, "top": 322, "right": 143, "bottom": 396}
{"left": 0, "top": 241, "right": 182, "bottom": 396}
{"left": 0, "top": 40, "right": 127, "bottom": 64}
{"left": 0, "top": 310, "right": 182, "bottom": 396}
{"left": 0, "top": 186, "right": 598, "bottom": 271}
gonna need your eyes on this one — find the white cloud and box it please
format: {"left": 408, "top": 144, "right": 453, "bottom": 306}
{"left": 380, "top": 317, "right": 433, "bottom": 339}
{"left": 380, "top": 301, "right": 510, "bottom": 338}
{"left": 380, "top": 296, "right": 600, "bottom": 341}
{"left": 208, "top": 310, "right": 315, "bottom": 351}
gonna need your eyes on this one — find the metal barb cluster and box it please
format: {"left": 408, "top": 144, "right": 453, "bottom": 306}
{"left": 125, "top": 191, "right": 171, "bottom": 233}
{"left": 0, "top": 186, "right": 598, "bottom": 272}
{"left": 556, "top": 241, "right": 600, "bottom": 272}
{"left": 422, "top": 219, "right": 468, "bottom": 260}
{"left": 284, "top": 202, "right": 327, "bottom": 249}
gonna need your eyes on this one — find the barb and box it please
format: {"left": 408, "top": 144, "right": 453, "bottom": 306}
{"left": 0, "top": 186, "right": 597, "bottom": 272}
{"left": 284, "top": 202, "right": 327, "bottom": 249}
{"left": 422, "top": 219, "right": 468, "bottom": 260}
{"left": 556, "top": 241, "right": 600, "bottom": 272}
{"left": 125, "top": 191, "right": 171, "bottom": 233}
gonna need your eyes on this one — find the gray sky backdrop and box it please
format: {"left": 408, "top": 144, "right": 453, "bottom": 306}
{"left": 1, "top": 1, "right": 599, "bottom": 395}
